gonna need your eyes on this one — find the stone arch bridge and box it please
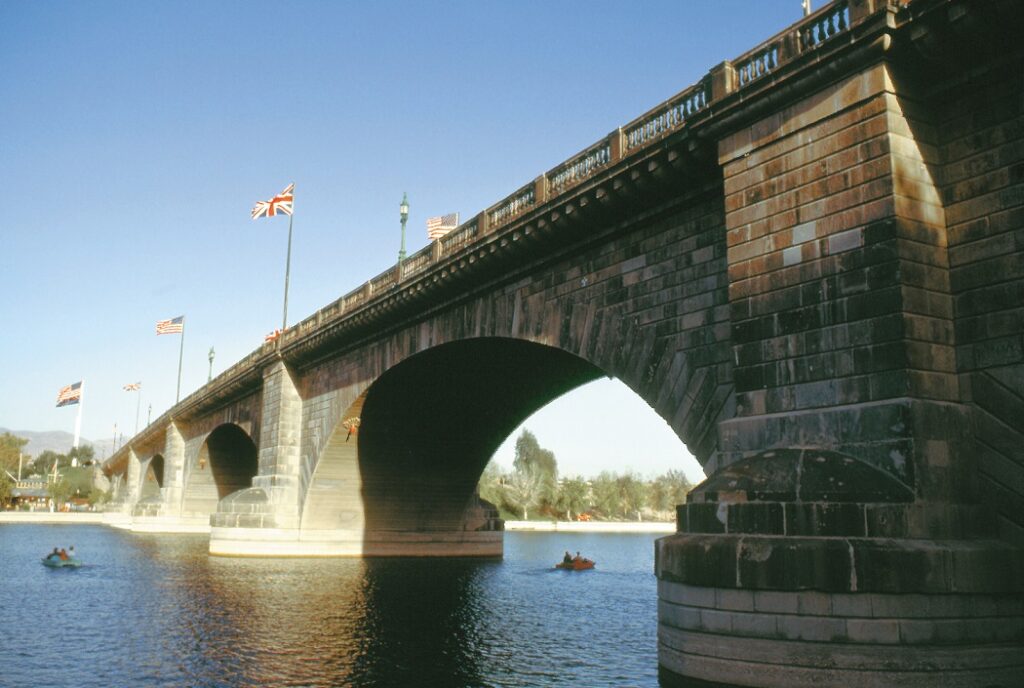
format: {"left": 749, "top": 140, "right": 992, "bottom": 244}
{"left": 104, "top": 1, "right": 1024, "bottom": 685}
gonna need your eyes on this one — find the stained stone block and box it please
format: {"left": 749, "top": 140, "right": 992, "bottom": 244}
{"left": 785, "top": 503, "right": 866, "bottom": 537}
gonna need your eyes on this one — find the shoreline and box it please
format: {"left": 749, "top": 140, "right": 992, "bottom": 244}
{"left": 504, "top": 520, "right": 675, "bottom": 533}
{"left": 1, "top": 512, "right": 678, "bottom": 533}
{"left": 0, "top": 512, "right": 109, "bottom": 524}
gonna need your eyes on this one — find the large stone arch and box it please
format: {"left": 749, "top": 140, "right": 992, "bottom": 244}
{"left": 299, "top": 337, "right": 705, "bottom": 550}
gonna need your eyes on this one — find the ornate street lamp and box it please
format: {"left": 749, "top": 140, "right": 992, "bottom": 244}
{"left": 398, "top": 192, "right": 409, "bottom": 264}
{"left": 208, "top": 346, "right": 215, "bottom": 382}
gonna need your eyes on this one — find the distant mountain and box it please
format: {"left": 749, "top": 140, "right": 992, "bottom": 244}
{"left": 0, "top": 428, "right": 116, "bottom": 461}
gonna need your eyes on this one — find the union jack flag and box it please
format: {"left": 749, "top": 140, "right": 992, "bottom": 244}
{"left": 156, "top": 316, "right": 184, "bottom": 335}
{"left": 252, "top": 183, "right": 294, "bottom": 219}
{"left": 123, "top": 382, "right": 141, "bottom": 391}
{"left": 426, "top": 212, "right": 459, "bottom": 240}
{"left": 56, "top": 381, "right": 82, "bottom": 407}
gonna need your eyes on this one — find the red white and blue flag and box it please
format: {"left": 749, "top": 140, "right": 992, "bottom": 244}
{"left": 56, "top": 381, "right": 82, "bottom": 407}
{"left": 156, "top": 316, "right": 184, "bottom": 335}
{"left": 123, "top": 382, "right": 141, "bottom": 391}
{"left": 427, "top": 212, "right": 459, "bottom": 240}
{"left": 252, "top": 183, "right": 294, "bottom": 219}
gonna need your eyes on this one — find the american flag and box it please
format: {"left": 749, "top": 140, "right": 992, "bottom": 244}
{"left": 56, "top": 381, "right": 82, "bottom": 407}
{"left": 156, "top": 316, "right": 184, "bottom": 335}
{"left": 252, "top": 183, "right": 294, "bottom": 219}
{"left": 426, "top": 212, "right": 459, "bottom": 240}
{"left": 265, "top": 328, "right": 283, "bottom": 342}
{"left": 123, "top": 382, "right": 141, "bottom": 391}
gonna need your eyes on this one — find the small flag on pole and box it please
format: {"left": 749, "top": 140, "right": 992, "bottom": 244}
{"left": 426, "top": 213, "right": 459, "bottom": 240}
{"left": 123, "top": 382, "right": 141, "bottom": 391}
{"left": 56, "top": 381, "right": 82, "bottom": 407}
{"left": 156, "top": 316, "right": 184, "bottom": 335}
{"left": 252, "top": 183, "right": 295, "bottom": 219}
{"left": 265, "top": 328, "right": 284, "bottom": 342}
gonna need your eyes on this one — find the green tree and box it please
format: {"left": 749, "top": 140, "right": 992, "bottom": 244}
{"left": 68, "top": 445, "right": 96, "bottom": 465}
{"left": 32, "top": 450, "right": 65, "bottom": 476}
{"left": 0, "top": 432, "right": 29, "bottom": 474}
{"left": 513, "top": 429, "right": 558, "bottom": 509}
{"left": 555, "top": 476, "right": 590, "bottom": 521}
{"left": 88, "top": 485, "right": 110, "bottom": 506}
{"left": 590, "top": 471, "right": 619, "bottom": 519}
{"left": 478, "top": 460, "right": 507, "bottom": 512}
{"left": 648, "top": 470, "right": 695, "bottom": 515}
{"left": 47, "top": 476, "right": 74, "bottom": 507}
{"left": 0, "top": 472, "right": 13, "bottom": 508}
{"left": 588, "top": 470, "right": 647, "bottom": 520}
{"left": 503, "top": 463, "right": 544, "bottom": 520}
{"left": 615, "top": 471, "right": 647, "bottom": 521}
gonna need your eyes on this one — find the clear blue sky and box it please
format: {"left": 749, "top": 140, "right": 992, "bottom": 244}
{"left": 2, "top": 0, "right": 807, "bottom": 480}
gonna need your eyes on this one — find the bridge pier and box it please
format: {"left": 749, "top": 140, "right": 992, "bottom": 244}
{"left": 657, "top": 3, "right": 1024, "bottom": 685}
{"left": 656, "top": 450, "right": 1024, "bottom": 688}
{"left": 209, "top": 360, "right": 302, "bottom": 551}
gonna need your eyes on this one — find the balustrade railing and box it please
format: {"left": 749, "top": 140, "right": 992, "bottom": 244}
{"left": 548, "top": 139, "right": 613, "bottom": 195}
{"left": 625, "top": 79, "right": 709, "bottom": 151}
{"left": 488, "top": 183, "right": 536, "bottom": 228}
{"left": 800, "top": 1, "right": 850, "bottom": 50}
{"left": 736, "top": 43, "right": 780, "bottom": 87}
{"left": 440, "top": 217, "right": 479, "bottom": 253}
{"left": 343, "top": 289, "right": 364, "bottom": 312}
{"left": 320, "top": 301, "right": 340, "bottom": 320}
{"left": 400, "top": 246, "right": 432, "bottom": 280}
{"left": 369, "top": 269, "right": 396, "bottom": 294}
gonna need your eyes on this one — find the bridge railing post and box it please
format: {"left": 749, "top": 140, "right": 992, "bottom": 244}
{"left": 708, "top": 59, "right": 737, "bottom": 103}
{"left": 477, "top": 208, "right": 490, "bottom": 236}
{"left": 609, "top": 127, "right": 625, "bottom": 164}
{"left": 848, "top": 0, "right": 885, "bottom": 25}
{"left": 533, "top": 174, "right": 548, "bottom": 207}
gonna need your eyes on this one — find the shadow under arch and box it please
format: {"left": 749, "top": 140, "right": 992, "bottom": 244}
{"left": 182, "top": 423, "right": 258, "bottom": 517}
{"left": 207, "top": 424, "right": 258, "bottom": 498}
{"left": 139, "top": 453, "right": 164, "bottom": 501}
{"left": 357, "top": 337, "right": 605, "bottom": 534}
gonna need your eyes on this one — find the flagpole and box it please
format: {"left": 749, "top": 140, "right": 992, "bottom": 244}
{"left": 135, "top": 388, "right": 141, "bottom": 435}
{"left": 282, "top": 211, "right": 293, "bottom": 333}
{"left": 176, "top": 318, "right": 186, "bottom": 403}
{"left": 73, "top": 380, "right": 84, "bottom": 449}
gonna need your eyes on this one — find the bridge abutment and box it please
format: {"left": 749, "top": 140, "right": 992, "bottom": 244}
{"left": 658, "top": 5, "right": 1024, "bottom": 686}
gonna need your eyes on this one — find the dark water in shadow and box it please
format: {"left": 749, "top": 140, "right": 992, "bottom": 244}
{"left": 0, "top": 525, "right": 661, "bottom": 687}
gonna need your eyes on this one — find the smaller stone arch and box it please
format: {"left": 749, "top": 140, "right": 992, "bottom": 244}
{"left": 183, "top": 423, "right": 258, "bottom": 511}
{"left": 139, "top": 454, "right": 164, "bottom": 500}
{"left": 206, "top": 423, "right": 259, "bottom": 499}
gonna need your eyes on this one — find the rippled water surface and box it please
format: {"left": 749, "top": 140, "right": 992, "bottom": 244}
{"left": 0, "top": 525, "right": 663, "bottom": 687}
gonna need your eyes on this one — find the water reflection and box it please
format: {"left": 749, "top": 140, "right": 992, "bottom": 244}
{"left": 0, "top": 527, "right": 660, "bottom": 688}
{"left": 165, "top": 549, "right": 495, "bottom": 686}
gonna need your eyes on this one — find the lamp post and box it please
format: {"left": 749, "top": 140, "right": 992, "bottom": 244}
{"left": 208, "top": 346, "right": 215, "bottom": 382}
{"left": 398, "top": 192, "right": 409, "bottom": 265}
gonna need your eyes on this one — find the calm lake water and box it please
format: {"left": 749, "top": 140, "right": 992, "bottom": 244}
{"left": 0, "top": 525, "right": 664, "bottom": 687}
